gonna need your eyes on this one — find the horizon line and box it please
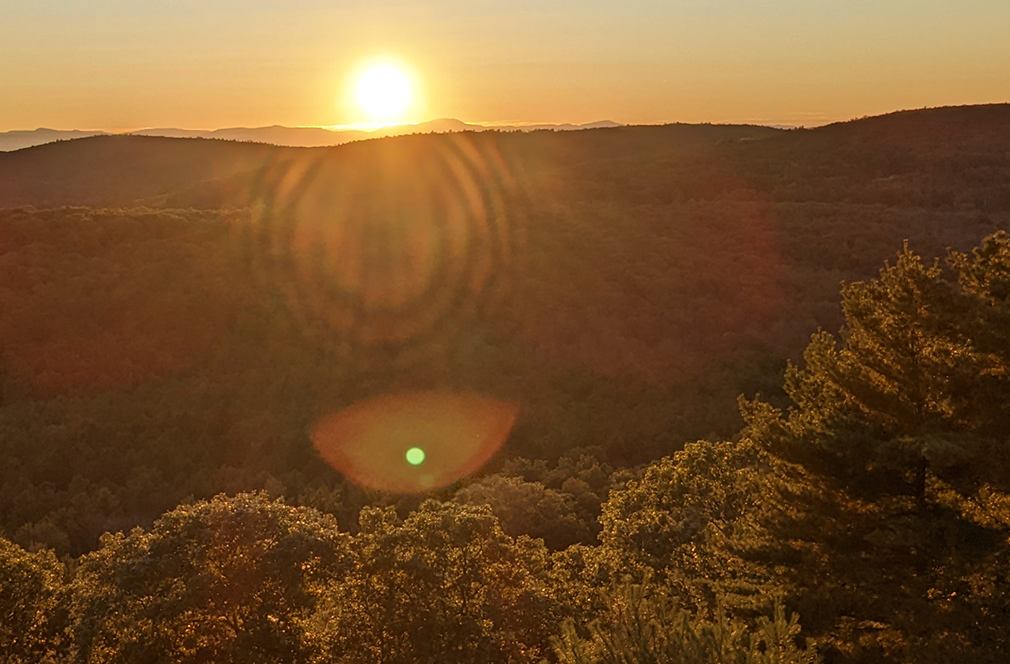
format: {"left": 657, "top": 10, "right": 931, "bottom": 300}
{"left": 2, "top": 116, "right": 825, "bottom": 135}
{"left": 5, "top": 101, "right": 1010, "bottom": 135}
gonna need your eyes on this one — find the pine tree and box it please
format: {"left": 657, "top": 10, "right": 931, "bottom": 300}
{"left": 751, "top": 242, "right": 971, "bottom": 511}
{"left": 552, "top": 579, "right": 819, "bottom": 664}
{"left": 740, "top": 234, "right": 1010, "bottom": 662}
{"left": 948, "top": 231, "right": 1010, "bottom": 446}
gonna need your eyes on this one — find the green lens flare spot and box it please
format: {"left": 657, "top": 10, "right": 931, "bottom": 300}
{"left": 405, "top": 447, "right": 426, "bottom": 466}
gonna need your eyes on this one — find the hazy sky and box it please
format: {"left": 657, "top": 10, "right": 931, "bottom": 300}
{"left": 2, "top": 0, "right": 1008, "bottom": 131}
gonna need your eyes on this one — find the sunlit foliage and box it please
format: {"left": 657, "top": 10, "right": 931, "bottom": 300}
{"left": 68, "top": 493, "right": 348, "bottom": 664}
{"left": 0, "top": 537, "right": 66, "bottom": 663}
{"left": 553, "top": 581, "right": 819, "bottom": 664}
{"left": 314, "top": 501, "right": 561, "bottom": 664}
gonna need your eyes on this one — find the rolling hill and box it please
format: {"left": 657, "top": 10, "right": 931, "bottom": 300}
{"left": 2, "top": 105, "right": 1008, "bottom": 401}
{"left": 0, "top": 122, "right": 766, "bottom": 208}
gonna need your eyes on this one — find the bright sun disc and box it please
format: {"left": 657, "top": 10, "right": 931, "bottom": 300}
{"left": 353, "top": 63, "right": 413, "bottom": 124}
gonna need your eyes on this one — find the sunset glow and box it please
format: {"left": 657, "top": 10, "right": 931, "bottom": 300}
{"left": 3, "top": 2, "right": 1007, "bottom": 131}
{"left": 351, "top": 62, "right": 416, "bottom": 126}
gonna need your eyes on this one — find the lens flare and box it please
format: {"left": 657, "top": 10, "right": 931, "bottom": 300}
{"left": 311, "top": 391, "right": 519, "bottom": 493}
{"left": 242, "top": 133, "right": 528, "bottom": 370}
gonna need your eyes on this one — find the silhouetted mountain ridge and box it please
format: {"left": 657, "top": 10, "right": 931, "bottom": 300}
{"left": 0, "top": 123, "right": 773, "bottom": 209}
{"left": 0, "top": 118, "right": 625, "bottom": 152}
{"left": 2, "top": 104, "right": 1008, "bottom": 211}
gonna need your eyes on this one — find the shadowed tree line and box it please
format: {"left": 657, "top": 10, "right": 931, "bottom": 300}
{"left": 0, "top": 197, "right": 1001, "bottom": 554}
{"left": 3, "top": 231, "right": 1010, "bottom": 663}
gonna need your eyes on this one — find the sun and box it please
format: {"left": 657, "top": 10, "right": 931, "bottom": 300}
{"left": 352, "top": 62, "right": 415, "bottom": 125}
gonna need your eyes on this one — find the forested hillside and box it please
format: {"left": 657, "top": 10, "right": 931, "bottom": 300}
{"left": 2, "top": 105, "right": 1010, "bottom": 663}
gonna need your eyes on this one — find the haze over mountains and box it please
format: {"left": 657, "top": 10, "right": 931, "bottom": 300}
{"left": 0, "top": 118, "right": 624, "bottom": 152}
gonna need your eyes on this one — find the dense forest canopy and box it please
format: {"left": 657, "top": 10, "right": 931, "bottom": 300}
{"left": 2, "top": 104, "right": 1010, "bottom": 663}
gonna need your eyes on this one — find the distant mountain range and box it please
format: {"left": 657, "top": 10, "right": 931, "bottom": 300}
{"left": 0, "top": 119, "right": 624, "bottom": 152}
{"left": 4, "top": 103, "right": 1009, "bottom": 212}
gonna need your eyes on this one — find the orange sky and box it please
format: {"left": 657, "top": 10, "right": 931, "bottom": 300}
{"left": 2, "top": 0, "right": 1008, "bottom": 131}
